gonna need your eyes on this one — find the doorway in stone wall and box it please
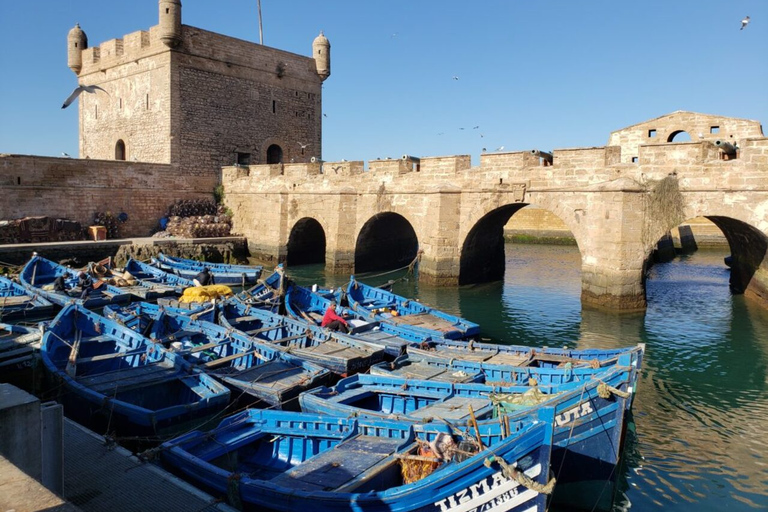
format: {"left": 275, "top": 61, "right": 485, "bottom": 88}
{"left": 266, "top": 144, "right": 283, "bottom": 164}
{"left": 115, "top": 139, "right": 126, "bottom": 160}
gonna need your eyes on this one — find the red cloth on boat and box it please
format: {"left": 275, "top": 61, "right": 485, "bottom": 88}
{"left": 321, "top": 306, "right": 348, "bottom": 327}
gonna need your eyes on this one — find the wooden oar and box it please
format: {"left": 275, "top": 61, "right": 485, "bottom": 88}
{"left": 468, "top": 404, "right": 485, "bottom": 450}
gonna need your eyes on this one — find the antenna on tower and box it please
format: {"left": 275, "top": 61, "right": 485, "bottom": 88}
{"left": 257, "top": 0, "right": 264, "bottom": 44}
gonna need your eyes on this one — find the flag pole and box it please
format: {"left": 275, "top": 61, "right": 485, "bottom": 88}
{"left": 257, "top": 0, "right": 264, "bottom": 44}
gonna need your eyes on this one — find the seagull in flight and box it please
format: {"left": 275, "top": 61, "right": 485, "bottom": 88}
{"left": 297, "top": 141, "right": 311, "bottom": 150}
{"left": 495, "top": 145, "right": 505, "bottom": 152}
{"left": 61, "top": 84, "right": 109, "bottom": 109}
{"left": 452, "top": 76, "right": 459, "bottom": 80}
{"left": 473, "top": 126, "right": 480, "bottom": 129}
{"left": 61, "top": 152, "right": 71, "bottom": 158}
{"left": 740, "top": 16, "right": 750, "bottom": 30}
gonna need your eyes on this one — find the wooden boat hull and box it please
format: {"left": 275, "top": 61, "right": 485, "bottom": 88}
{"left": 39, "top": 304, "right": 230, "bottom": 436}
{"left": 160, "top": 409, "right": 554, "bottom": 512}
{"left": 19, "top": 255, "right": 131, "bottom": 309}
{"left": 220, "top": 300, "right": 385, "bottom": 376}
{"left": 152, "top": 253, "right": 262, "bottom": 285}
{"left": 346, "top": 276, "right": 480, "bottom": 340}
{"left": 116, "top": 258, "right": 194, "bottom": 299}
{"left": 0, "top": 276, "right": 55, "bottom": 321}
{"left": 107, "top": 302, "right": 331, "bottom": 409}
{"left": 301, "top": 366, "right": 636, "bottom": 510}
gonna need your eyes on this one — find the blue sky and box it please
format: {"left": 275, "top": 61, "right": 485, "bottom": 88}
{"left": 0, "top": 1, "right": 765, "bottom": 163}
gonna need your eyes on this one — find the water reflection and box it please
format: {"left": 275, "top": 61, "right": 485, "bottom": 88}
{"left": 285, "top": 245, "right": 768, "bottom": 511}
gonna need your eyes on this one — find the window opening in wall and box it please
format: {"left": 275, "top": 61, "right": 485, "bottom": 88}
{"left": 95, "top": 105, "right": 98, "bottom": 119}
{"left": 266, "top": 144, "right": 283, "bottom": 164}
{"left": 237, "top": 152, "right": 251, "bottom": 165}
{"left": 119, "top": 98, "right": 122, "bottom": 109}
{"left": 17, "top": 177, "right": 21, "bottom": 185}
{"left": 166, "top": 8, "right": 169, "bottom": 13}
{"left": 632, "top": 156, "right": 639, "bottom": 163}
{"left": 272, "top": 100, "right": 276, "bottom": 114}
{"left": 648, "top": 129, "right": 656, "bottom": 138}
{"left": 115, "top": 139, "right": 126, "bottom": 161}
{"left": 710, "top": 126, "right": 720, "bottom": 134}
{"left": 667, "top": 130, "right": 691, "bottom": 142}
{"left": 146, "top": 94, "right": 149, "bottom": 110}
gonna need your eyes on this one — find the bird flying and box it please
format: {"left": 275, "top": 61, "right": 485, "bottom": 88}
{"left": 297, "top": 141, "right": 311, "bottom": 150}
{"left": 61, "top": 84, "right": 109, "bottom": 109}
{"left": 452, "top": 76, "right": 459, "bottom": 80}
{"left": 495, "top": 145, "right": 505, "bottom": 152}
{"left": 741, "top": 16, "right": 750, "bottom": 30}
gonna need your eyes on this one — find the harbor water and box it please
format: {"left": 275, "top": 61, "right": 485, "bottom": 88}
{"left": 288, "top": 243, "right": 768, "bottom": 511}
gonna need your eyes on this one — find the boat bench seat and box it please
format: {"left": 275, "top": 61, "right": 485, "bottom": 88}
{"left": 78, "top": 364, "right": 178, "bottom": 394}
{"left": 270, "top": 435, "right": 404, "bottom": 492}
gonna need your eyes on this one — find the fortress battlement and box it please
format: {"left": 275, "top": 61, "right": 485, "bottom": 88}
{"left": 223, "top": 134, "right": 768, "bottom": 187}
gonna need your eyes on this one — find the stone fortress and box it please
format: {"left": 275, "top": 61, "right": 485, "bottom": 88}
{"left": 2, "top": 0, "right": 329, "bottom": 235}
{"left": 1, "top": 1, "right": 767, "bottom": 311}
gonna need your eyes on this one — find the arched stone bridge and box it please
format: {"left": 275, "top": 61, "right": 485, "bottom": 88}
{"left": 222, "top": 112, "right": 768, "bottom": 311}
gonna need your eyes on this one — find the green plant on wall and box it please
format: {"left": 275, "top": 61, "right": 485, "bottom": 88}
{"left": 213, "top": 184, "right": 225, "bottom": 205}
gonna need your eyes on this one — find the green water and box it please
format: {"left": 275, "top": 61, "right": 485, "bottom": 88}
{"left": 287, "top": 243, "right": 768, "bottom": 511}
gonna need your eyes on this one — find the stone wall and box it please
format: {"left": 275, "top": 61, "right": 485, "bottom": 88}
{"left": 78, "top": 27, "right": 173, "bottom": 164}
{"left": 608, "top": 111, "right": 763, "bottom": 163}
{"left": 76, "top": 21, "right": 324, "bottom": 178}
{"left": 221, "top": 121, "right": 768, "bottom": 311}
{"left": 0, "top": 155, "right": 215, "bottom": 237}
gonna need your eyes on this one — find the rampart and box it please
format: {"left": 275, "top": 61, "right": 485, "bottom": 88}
{"left": 0, "top": 155, "right": 216, "bottom": 237}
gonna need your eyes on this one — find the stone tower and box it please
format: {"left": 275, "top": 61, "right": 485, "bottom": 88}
{"left": 312, "top": 31, "right": 331, "bottom": 81}
{"left": 68, "top": 0, "right": 329, "bottom": 175}
{"left": 67, "top": 23, "right": 87, "bottom": 74}
{"left": 158, "top": 0, "right": 182, "bottom": 48}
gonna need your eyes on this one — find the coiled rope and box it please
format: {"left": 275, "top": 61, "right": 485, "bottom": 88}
{"left": 597, "top": 381, "right": 631, "bottom": 399}
{"left": 484, "top": 455, "right": 556, "bottom": 494}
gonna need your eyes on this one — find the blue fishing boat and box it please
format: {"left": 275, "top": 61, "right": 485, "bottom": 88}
{"left": 225, "top": 264, "right": 286, "bottom": 310}
{"left": 219, "top": 300, "right": 385, "bottom": 376}
{"left": 0, "top": 322, "right": 45, "bottom": 377}
{"left": 158, "top": 408, "right": 555, "bottom": 512}
{"left": 346, "top": 276, "right": 480, "bottom": 340}
{"left": 40, "top": 304, "right": 230, "bottom": 435}
{"left": 371, "top": 345, "right": 644, "bottom": 389}
{"left": 113, "top": 258, "right": 195, "bottom": 300}
{"left": 151, "top": 252, "right": 262, "bottom": 285}
{"left": 106, "top": 302, "right": 330, "bottom": 408}
{"left": 370, "top": 354, "right": 485, "bottom": 383}
{"left": 301, "top": 365, "right": 638, "bottom": 511}
{"left": 407, "top": 338, "right": 642, "bottom": 371}
{"left": 285, "top": 282, "right": 420, "bottom": 357}
{"left": 19, "top": 254, "right": 131, "bottom": 309}
{"left": 103, "top": 301, "right": 216, "bottom": 330}
{"left": 0, "top": 275, "right": 54, "bottom": 321}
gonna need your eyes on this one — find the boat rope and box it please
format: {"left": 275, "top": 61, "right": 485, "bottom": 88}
{"left": 354, "top": 251, "right": 423, "bottom": 282}
{"left": 484, "top": 455, "right": 556, "bottom": 495}
{"left": 548, "top": 381, "right": 589, "bottom": 512}
{"left": 597, "top": 381, "right": 631, "bottom": 399}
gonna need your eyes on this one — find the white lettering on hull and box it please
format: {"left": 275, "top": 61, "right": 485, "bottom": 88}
{"left": 555, "top": 401, "right": 594, "bottom": 427}
{"left": 434, "top": 463, "right": 542, "bottom": 512}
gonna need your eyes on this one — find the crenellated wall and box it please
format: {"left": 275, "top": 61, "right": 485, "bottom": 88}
{"left": 74, "top": 10, "right": 325, "bottom": 177}
{"left": 222, "top": 122, "right": 768, "bottom": 311}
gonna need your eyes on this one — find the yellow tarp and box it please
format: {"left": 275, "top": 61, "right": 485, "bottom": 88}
{"left": 179, "top": 284, "right": 234, "bottom": 303}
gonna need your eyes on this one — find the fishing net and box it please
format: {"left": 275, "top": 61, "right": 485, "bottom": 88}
{"left": 179, "top": 284, "right": 234, "bottom": 303}
{"left": 490, "top": 387, "right": 556, "bottom": 416}
{"left": 400, "top": 446, "right": 440, "bottom": 485}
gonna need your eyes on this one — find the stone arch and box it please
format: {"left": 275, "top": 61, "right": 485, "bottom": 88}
{"left": 115, "top": 139, "right": 126, "bottom": 160}
{"left": 286, "top": 217, "right": 326, "bottom": 266}
{"left": 667, "top": 130, "right": 692, "bottom": 142}
{"left": 266, "top": 144, "right": 283, "bottom": 164}
{"left": 459, "top": 200, "right": 583, "bottom": 285}
{"left": 645, "top": 206, "right": 768, "bottom": 303}
{"left": 355, "top": 212, "right": 419, "bottom": 274}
